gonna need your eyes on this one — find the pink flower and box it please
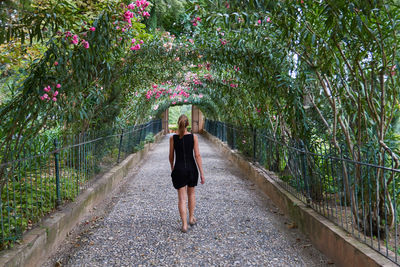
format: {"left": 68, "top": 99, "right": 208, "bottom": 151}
{"left": 225, "top": 3, "right": 230, "bottom": 8}
{"left": 391, "top": 65, "right": 396, "bottom": 76}
{"left": 56, "top": 84, "right": 61, "bottom": 89}
{"left": 116, "top": 26, "right": 120, "bottom": 30}
{"left": 130, "top": 44, "right": 141, "bottom": 50}
{"left": 128, "top": 3, "right": 135, "bottom": 9}
{"left": 143, "top": 11, "right": 150, "bottom": 18}
{"left": 72, "top": 39, "right": 79, "bottom": 45}
{"left": 53, "top": 91, "right": 59, "bottom": 96}
{"left": 40, "top": 95, "right": 45, "bottom": 101}
{"left": 52, "top": 97, "right": 57, "bottom": 102}
{"left": 44, "top": 86, "right": 51, "bottom": 92}
{"left": 89, "top": 27, "right": 96, "bottom": 31}
{"left": 192, "top": 22, "right": 198, "bottom": 26}
{"left": 220, "top": 39, "right": 227, "bottom": 45}
{"left": 43, "top": 93, "right": 49, "bottom": 99}
{"left": 172, "top": 101, "right": 176, "bottom": 104}
{"left": 140, "top": 40, "right": 144, "bottom": 44}
{"left": 131, "top": 38, "right": 136, "bottom": 44}
{"left": 54, "top": 61, "right": 59, "bottom": 66}
{"left": 152, "top": 84, "right": 158, "bottom": 89}
{"left": 266, "top": 17, "right": 271, "bottom": 22}
{"left": 188, "top": 39, "right": 194, "bottom": 44}
{"left": 257, "top": 19, "right": 261, "bottom": 24}
{"left": 81, "top": 40, "right": 89, "bottom": 49}
{"left": 196, "top": 17, "right": 201, "bottom": 21}
{"left": 124, "top": 10, "right": 133, "bottom": 20}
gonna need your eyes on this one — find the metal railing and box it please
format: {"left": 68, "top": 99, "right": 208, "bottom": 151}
{"left": 0, "top": 119, "right": 162, "bottom": 249}
{"left": 205, "top": 119, "right": 400, "bottom": 264}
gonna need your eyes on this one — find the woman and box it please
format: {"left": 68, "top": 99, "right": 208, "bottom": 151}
{"left": 169, "top": 114, "right": 205, "bottom": 233}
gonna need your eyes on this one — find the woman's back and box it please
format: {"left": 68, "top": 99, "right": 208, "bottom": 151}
{"left": 173, "top": 134, "right": 196, "bottom": 171}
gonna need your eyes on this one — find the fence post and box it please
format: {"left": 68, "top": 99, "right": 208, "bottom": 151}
{"left": 54, "top": 138, "right": 62, "bottom": 208}
{"left": 253, "top": 128, "right": 257, "bottom": 161}
{"left": 223, "top": 123, "right": 226, "bottom": 142}
{"left": 300, "top": 140, "right": 311, "bottom": 206}
{"left": 233, "top": 126, "right": 236, "bottom": 150}
{"left": 117, "top": 129, "right": 124, "bottom": 164}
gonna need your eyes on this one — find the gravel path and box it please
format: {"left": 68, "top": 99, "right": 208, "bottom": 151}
{"left": 45, "top": 134, "right": 334, "bottom": 267}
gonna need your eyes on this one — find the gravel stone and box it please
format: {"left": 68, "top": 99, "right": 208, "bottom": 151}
{"left": 44, "top": 134, "right": 334, "bottom": 267}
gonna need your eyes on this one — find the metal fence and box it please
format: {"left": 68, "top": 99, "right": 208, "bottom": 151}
{"left": 0, "top": 119, "right": 162, "bottom": 249}
{"left": 205, "top": 119, "right": 400, "bottom": 264}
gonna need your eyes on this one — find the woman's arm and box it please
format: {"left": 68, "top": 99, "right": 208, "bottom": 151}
{"left": 169, "top": 135, "right": 174, "bottom": 171}
{"left": 193, "top": 135, "right": 205, "bottom": 184}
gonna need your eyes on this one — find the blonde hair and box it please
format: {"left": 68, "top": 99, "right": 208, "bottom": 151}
{"left": 177, "top": 114, "right": 189, "bottom": 138}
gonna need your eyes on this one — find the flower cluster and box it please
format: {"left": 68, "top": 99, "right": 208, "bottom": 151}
{"left": 64, "top": 31, "right": 90, "bottom": 49}
{"left": 203, "top": 73, "right": 213, "bottom": 81}
{"left": 40, "top": 84, "right": 60, "bottom": 102}
{"left": 119, "top": 0, "right": 150, "bottom": 26}
{"left": 161, "top": 32, "right": 175, "bottom": 52}
{"left": 111, "top": 1, "right": 151, "bottom": 51}
{"left": 184, "top": 71, "right": 203, "bottom": 86}
{"left": 81, "top": 39, "right": 89, "bottom": 49}
{"left": 145, "top": 83, "right": 192, "bottom": 103}
{"left": 191, "top": 16, "right": 201, "bottom": 26}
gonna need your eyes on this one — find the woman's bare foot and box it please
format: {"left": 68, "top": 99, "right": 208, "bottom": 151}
{"left": 181, "top": 224, "right": 188, "bottom": 233}
{"left": 189, "top": 217, "right": 197, "bottom": 226}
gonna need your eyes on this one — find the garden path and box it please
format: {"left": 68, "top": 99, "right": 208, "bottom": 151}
{"left": 44, "top": 134, "right": 334, "bottom": 266}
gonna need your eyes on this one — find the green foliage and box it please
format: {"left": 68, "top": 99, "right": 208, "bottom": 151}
{"left": 168, "top": 104, "right": 192, "bottom": 126}
{"left": 145, "top": 132, "right": 155, "bottom": 143}
{"left": 147, "top": 0, "right": 188, "bottom": 34}
{"left": 0, "top": 171, "right": 79, "bottom": 249}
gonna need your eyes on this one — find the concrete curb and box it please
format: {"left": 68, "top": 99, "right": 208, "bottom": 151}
{"left": 202, "top": 131, "right": 396, "bottom": 267}
{"left": 0, "top": 132, "right": 164, "bottom": 267}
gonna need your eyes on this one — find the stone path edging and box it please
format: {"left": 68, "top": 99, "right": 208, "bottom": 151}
{"left": 0, "top": 131, "right": 164, "bottom": 267}
{"left": 202, "top": 130, "right": 396, "bottom": 267}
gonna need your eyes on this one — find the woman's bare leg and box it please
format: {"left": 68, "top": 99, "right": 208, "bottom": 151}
{"left": 177, "top": 186, "right": 188, "bottom": 231}
{"left": 187, "top": 186, "right": 196, "bottom": 224}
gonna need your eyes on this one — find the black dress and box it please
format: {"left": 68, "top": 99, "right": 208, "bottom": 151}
{"left": 171, "top": 134, "right": 199, "bottom": 189}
